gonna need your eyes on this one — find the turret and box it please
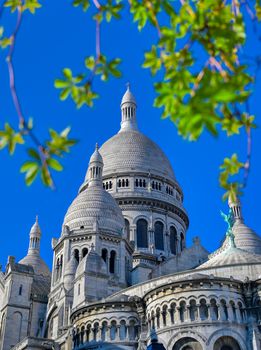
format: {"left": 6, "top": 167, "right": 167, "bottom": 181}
{"left": 120, "top": 84, "right": 138, "bottom": 132}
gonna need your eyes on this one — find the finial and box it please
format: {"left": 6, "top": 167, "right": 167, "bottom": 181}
{"left": 126, "top": 82, "right": 130, "bottom": 91}
{"left": 95, "top": 142, "right": 99, "bottom": 151}
{"left": 35, "top": 215, "right": 39, "bottom": 224}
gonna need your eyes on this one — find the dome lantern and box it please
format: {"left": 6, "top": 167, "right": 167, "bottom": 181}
{"left": 120, "top": 83, "right": 138, "bottom": 132}
{"left": 228, "top": 195, "right": 243, "bottom": 223}
{"left": 28, "top": 215, "right": 41, "bottom": 256}
{"left": 87, "top": 143, "right": 103, "bottom": 187}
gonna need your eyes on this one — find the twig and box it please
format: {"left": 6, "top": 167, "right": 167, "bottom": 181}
{"left": 242, "top": 101, "right": 252, "bottom": 189}
{"left": 4, "top": 5, "right": 54, "bottom": 188}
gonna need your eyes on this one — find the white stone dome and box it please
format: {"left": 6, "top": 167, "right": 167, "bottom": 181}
{"left": 19, "top": 255, "right": 50, "bottom": 277}
{"left": 63, "top": 185, "right": 124, "bottom": 234}
{"left": 198, "top": 246, "right": 261, "bottom": 268}
{"left": 99, "top": 129, "right": 176, "bottom": 181}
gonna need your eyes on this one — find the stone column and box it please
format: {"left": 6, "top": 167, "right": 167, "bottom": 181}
{"left": 115, "top": 325, "right": 120, "bottom": 342}
{"left": 235, "top": 306, "right": 242, "bottom": 323}
{"left": 227, "top": 304, "right": 234, "bottom": 322}
{"left": 165, "top": 310, "right": 171, "bottom": 326}
{"left": 218, "top": 304, "right": 225, "bottom": 321}
{"left": 148, "top": 229, "right": 154, "bottom": 253}
{"left": 207, "top": 304, "right": 211, "bottom": 321}
{"left": 174, "top": 307, "right": 180, "bottom": 324}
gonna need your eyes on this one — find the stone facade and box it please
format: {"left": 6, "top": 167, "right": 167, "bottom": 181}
{"left": 1, "top": 87, "right": 261, "bottom": 350}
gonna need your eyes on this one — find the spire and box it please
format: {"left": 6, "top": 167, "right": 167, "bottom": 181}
{"left": 228, "top": 195, "right": 243, "bottom": 223}
{"left": 119, "top": 83, "right": 138, "bottom": 132}
{"left": 28, "top": 216, "right": 41, "bottom": 255}
{"left": 87, "top": 143, "right": 103, "bottom": 187}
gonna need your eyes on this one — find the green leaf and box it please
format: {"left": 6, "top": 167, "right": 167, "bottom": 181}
{"left": 22, "top": 0, "right": 42, "bottom": 14}
{"left": 0, "top": 123, "right": 24, "bottom": 154}
{"left": 27, "top": 148, "right": 41, "bottom": 161}
{"left": 72, "top": 0, "right": 90, "bottom": 11}
{"left": 25, "top": 166, "right": 39, "bottom": 186}
{"left": 47, "top": 158, "right": 63, "bottom": 171}
{"left": 20, "top": 161, "right": 38, "bottom": 173}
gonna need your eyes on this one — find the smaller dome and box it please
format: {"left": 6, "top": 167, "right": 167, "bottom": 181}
{"left": 75, "top": 250, "right": 107, "bottom": 278}
{"left": 199, "top": 245, "right": 261, "bottom": 269}
{"left": 63, "top": 146, "right": 124, "bottom": 234}
{"left": 63, "top": 186, "right": 124, "bottom": 234}
{"left": 121, "top": 84, "right": 136, "bottom": 106}
{"left": 19, "top": 255, "right": 51, "bottom": 277}
{"left": 19, "top": 217, "right": 50, "bottom": 277}
{"left": 230, "top": 221, "right": 261, "bottom": 254}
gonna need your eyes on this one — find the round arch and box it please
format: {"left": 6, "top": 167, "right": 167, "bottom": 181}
{"left": 168, "top": 330, "right": 206, "bottom": 350}
{"left": 207, "top": 329, "right": 246, "bottom": 350}
{"left": 213, "top": 336, "right": 241, "bottom": 350}
{"left": 172, "top": 337, "right": 203, "bottom": 350}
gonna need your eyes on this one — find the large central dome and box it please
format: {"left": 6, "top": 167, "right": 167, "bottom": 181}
{"left": 99, "top": 86, "right": 175, "bottom": 182}
{"left": 100, "top": 130, "right": 175, "bottom": 181}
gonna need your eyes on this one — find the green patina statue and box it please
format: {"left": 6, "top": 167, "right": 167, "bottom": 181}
{"left": 220, "top": 208, "right": 236, "bottom": 247}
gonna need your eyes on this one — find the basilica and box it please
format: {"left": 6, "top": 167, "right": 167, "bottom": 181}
{"left": 1, "top": 87, "right": 261, "bottom": 350}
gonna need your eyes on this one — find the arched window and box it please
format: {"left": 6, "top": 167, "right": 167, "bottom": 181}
{"left": 221, "top": 299, "right": 228, "bottom": 321}
{"left": 179, "top": 301, "right": 186, "bottom": 322}
{"left": 118, "top": 179, "right": 122, "bottom": 187}
{"left": 101, "top": 248, "right": 108, "bottom": 265}
{"left": 199, "top": 299, "right": 208, "bottom": 320}
{"left": 154, "top": 221, "right": 164, "bottom": 250}
{"left": 109, "top": 250, "right": 116, "bottom": 273}
{"left": 82, "top": 247, "right": 88, "bottom": 258}
{"left": 93, "top": 323, "right": 99, "bottom": 341}
{"left": 119, "top": 320, "right": 127, "bottom": 340}
{"left": 101, "top": 321, "right": 107, "bottom": 341}
{"left": 55, "top": 257, "right": 60, "bottom": 281}
{"left": 125, "top": 219, "right": 130, "bottom": 241}
{"left": 80, "top": 326, "right": 85, "bottom": 344}
{"left": 136, "top": 219, "right": 148, "bottom": 248}
{"left": 162, "top": 305, "right": 167, "bottom": 326}
{"left": 170, "top": 226, "right": 178, "bottom": 254}
{"left": 86, "top": 324, "right": 91, "bottom": 342}
{"left": 59, "top": 255, "right": 63, "bottom": 278}
{"left": 74, "top": 249, "right": 79, "bottom": 263}
{"left": 19, "top": 284, "right": 23, "bottom": 296}
{"left": 189, "top": 299, "right": 197, "bottom": 321}
{"left": 78, "top": 284, "right": 80, "bottom": 295}
{"left": 210, "top": 298, "right": 219, "bottom": 320}
{"left": 156, "top": 308, "right": 160, "bottom": 328}
{"left": 180, "top": 232, "right": 185, "bottom": 251}
{"left": 110, "top": 321, "right": 117, "bottom": 340}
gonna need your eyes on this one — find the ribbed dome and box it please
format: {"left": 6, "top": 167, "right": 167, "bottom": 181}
{"left": 63, "top": 186, "right": 124, "bottom": 234}
{"left": 230, "top": 221, "right": 261, "bottom": 254}
{"left": 199, "top": 246, "right": 261, "bottom": 268}
{"left": 19, "top": 255, "right": 50, "bottom": 277}
{"left": 99, "top": 130, "right": 175, "bottom": 181}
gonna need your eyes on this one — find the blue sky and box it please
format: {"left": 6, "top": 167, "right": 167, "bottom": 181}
{"left": 0, "top": 1, "right": 260, "bottom": 269}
